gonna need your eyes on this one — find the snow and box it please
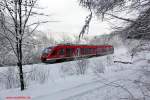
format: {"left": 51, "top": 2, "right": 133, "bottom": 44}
{"left": 0, "top": 47, "right": 150, "bottom": 100}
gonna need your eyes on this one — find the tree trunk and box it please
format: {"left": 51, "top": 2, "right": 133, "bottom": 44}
{"left": 17, "top": 61, "right": 25, "bottom": 90}
{"left": 18, "top": 0, "right": 25, "bottom": 91}
{"left": 17, "top": 38, "right": 25, "bottom": 91}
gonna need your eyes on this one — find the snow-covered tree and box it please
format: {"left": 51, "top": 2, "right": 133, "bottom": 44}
{"left": 0, "top": 0, "right": 48, "bottom": 91}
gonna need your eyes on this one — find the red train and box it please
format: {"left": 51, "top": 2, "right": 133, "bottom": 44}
{"left": 41, "top": 44, "right": 114, "bottom": 63}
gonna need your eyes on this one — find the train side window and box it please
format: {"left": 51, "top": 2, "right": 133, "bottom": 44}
{"left": 92, "top": 48, "right": 94, "bottom": 53}
{"left": 59, "top": 49, "right": 65, "bottom": 55}
{"left": 83, "top": 48, "right": 85, "bottom": 54}
{"left": 106, "top": 47, "right": 109, "bottom": 51}
{"left": 98, "top": 48, "right": 101, "bottom": 52}
{"left": 93, "top": 48, "right": 95, "bottom": 53}
{"left": 85, "top": 48, "right": 87, "bottom": 54}
{"left": 81, "top": 48, "right": 84, "bottom": 54}
{"left": 88, "top": 48, "right": 90, "bottom": 54}
{"left": 90, "top": 48, "right": 92, "bottom": 54}
{"left": 88, "top": 48, "right": 91, "bottom": 54}
{"left": 51, "top": 50, "right": 57, "bottom": 55}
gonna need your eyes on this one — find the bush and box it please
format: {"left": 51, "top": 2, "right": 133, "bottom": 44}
{"left": 60, "top": 64, "right": 75, "bottom": 77}
{"left": 75, "top": 59, "right": 89, "bottom": 75}
{"left": 26, "top": 66, "right": 50, "bottom": 84}
{"left": 92, "top": 61, "right": 105, "bottom": 74}
{"left": 0, "top": 67, "right": 19, "bottom": 89}
{"left": 60, "top": 59, "right": 89, "bottom": 77}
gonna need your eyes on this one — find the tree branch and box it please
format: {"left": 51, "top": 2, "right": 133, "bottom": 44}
{"left": 105, "top": 13, "right": 135, "bottom": 23}
{"left": 22, "top": 0, "right": 38, "bottom": 37}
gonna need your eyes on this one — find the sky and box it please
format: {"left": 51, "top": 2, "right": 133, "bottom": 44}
{"left": 36, "top": 0, "right": 112, "bottom": 36}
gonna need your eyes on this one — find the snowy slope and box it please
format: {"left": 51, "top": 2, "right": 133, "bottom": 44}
{"left": 0, "top": 47, "right": 150, "bottom": 100}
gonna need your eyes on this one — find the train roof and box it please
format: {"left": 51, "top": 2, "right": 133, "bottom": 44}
{"left": 56, "top": 43, "right": 113, "bottom": 47}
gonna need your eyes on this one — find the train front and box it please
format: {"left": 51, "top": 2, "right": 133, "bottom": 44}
{"left": 41, "top": 47, "right": 53, "bottom": 62}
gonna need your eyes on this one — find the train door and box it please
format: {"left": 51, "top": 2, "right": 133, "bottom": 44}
{"left": 51, "top": 49, "right": 58, "bottom": 58}
{"left": 66, "top": 48, "right": 73, "bottom": 57}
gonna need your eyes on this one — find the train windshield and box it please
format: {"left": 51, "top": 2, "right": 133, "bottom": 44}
{"left": 42, "top": 47, "right": 53, "bottom": 54}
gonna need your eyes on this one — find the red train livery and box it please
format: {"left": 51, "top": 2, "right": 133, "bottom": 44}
{"left": 41, "top": 44, "right": 114, "bottom": 63}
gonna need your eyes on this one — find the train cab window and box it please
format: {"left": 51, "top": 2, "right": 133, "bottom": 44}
{"left": 59, "top": 49, "right": 65, "bottom": 55}
{"left": 42, "top": 47, "right": 53, "bottom": 54}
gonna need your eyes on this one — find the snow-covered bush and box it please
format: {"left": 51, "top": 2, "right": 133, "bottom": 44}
{"left": 0, "top": 66, "right": 50, "bottom": 90}
{"left": 0, "top": 67, "right": 19, "bottom": 89}
{"left": 60, "top": 59, "right": 89, "bottom": 77}
{"left": 26, "top": 66, "right": 50, "bottom": 84}
{"left": 106, "top": 55, "right": 114, "bottom": 65}
{"left": 75, "top": 59, "right": 89, "bottom": 75}
{"left": 92, "top": 61, "right": 105, "bottom": 74}
{"left": 60, "top": 63, "right": 76, "bottom": 77}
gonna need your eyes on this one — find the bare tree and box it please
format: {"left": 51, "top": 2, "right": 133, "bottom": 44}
{"left": 78, "top": 0, "right": 150, "bottom": 37}
{"left": 79, "top": 0, "right": 150, "bottom": 18}
{"left": 0, "top": 0, "right": 48, "bottom": 90}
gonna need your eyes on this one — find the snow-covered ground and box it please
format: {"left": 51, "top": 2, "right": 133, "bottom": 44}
{"left": 0, "top": 46, "right": 150, "bottom": 100}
